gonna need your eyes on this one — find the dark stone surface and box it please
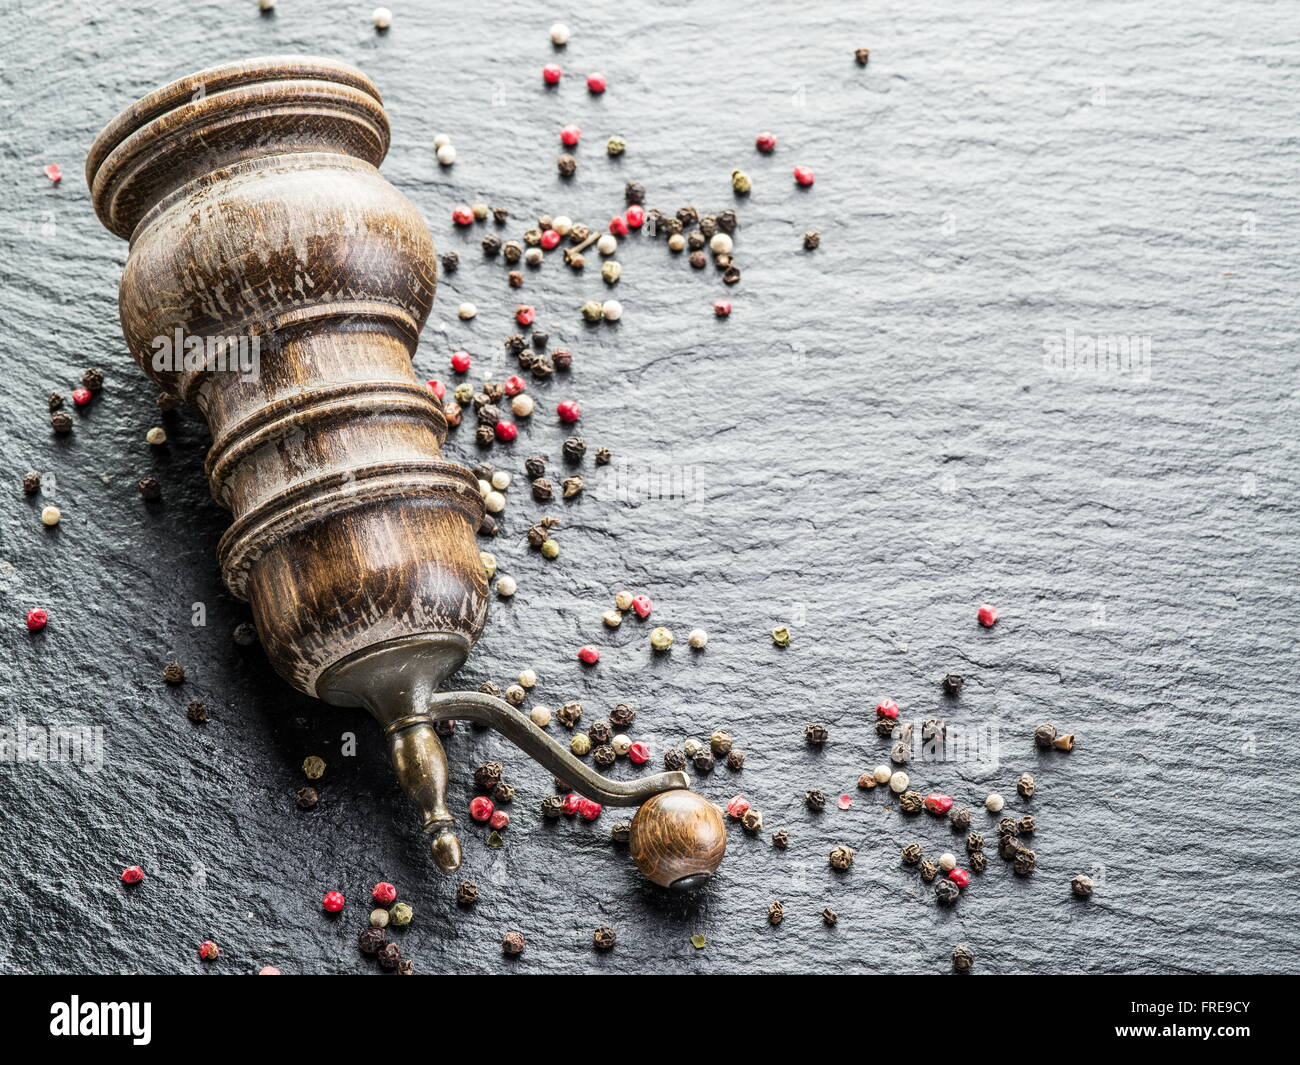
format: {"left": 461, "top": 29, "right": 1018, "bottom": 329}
{"left": 1, "top": 0, "right": 1296, "bottom": 974}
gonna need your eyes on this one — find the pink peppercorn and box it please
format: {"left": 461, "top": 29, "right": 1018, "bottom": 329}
{"left": 71, "top": 388, "right": 92, "bottom": 407}
{"left": 977, "top": 603, "right": 999, "bottom": 627}
{"left": 948, "top": 868, "right": 971, "bottom": 888}
{"left": 543, "top": 63, "right": 563, "bottom": 84}
{"left": 586, "top": 72, "right": 607, "bottom": 93}
{"left": 630, "top": 595, "right": 652, "bottom": 619}
{"left": 372, "top": 882, "right": 397, "bottom": 905}
{"left": 562, "top": 793, "right": 583, "bottom": 816}
{"left": 258, "top": 966, "right": 281, "bottom": 975}
{"left": 504, "top": 375, "right": 526, "bottom": 395}
{"left": 489, "top": 810, "right": 510, "bottom": 830}
{"left": 713, "top": 300, "right": 731, "bottom": 318}
{"left": 924, "top": 793, "right": 954, "bottom": 815}
{"left": 628, "top": 742, "right": 651, "bottom": 765}
{"left": 427, "top": 379, "right": 446, "bottom": 399}
{"left": 26, "top": 608, "right": 48, "bottom": 632}
{"left": 625, "top": 205, "right": 646, "bottom": 228}
{"left": 451, "top": 205, "right": 474, "bottom": 225}
{"left": 556, "top": 400, "right": 581, "bottom": 422}
{"left": 608, "top": 215, "right": 629, "bottom": 237}
{"left": 560, "top": 124, "right": 581, "bottom": 146}
{"left": 837, "top": 794, "right": 853, "bottom": 810}
{"left": 44, "top": 163, "right": 63, "bottom": 183}
{"left": 755, "top": 131, "right": 777, "bottom": 153}
{"left": 198, "top": 941, "right": 220, "bottom": 961}
{"left": 450, "top": 350, "right": 471, "bottom": 373}
{"left": 494, "top": 420, "right": 518, "bottom": 442}
{"left": 793, "top": 166, "right": 815, "bottom": 186}
{"left": 578, "top": 798, "right": 602, "bottom": 820}
{"left": 469, "top": 796, "right": 495, "bottom": 822}
{"left": 577, "top": 644, "right": 600, "bottom": 664}
{"left": 515, "top": 305, "right": 536, "bottom": 326}
{"left": 322, "top": 891, "right": 345, "bottom": 913}
{"left": 875, "top": 699, "right": 900, "bottom": 719}
{"left": 121, "top": 865, "right": 144, "bottom": 884}
{"left": 726, "top": 794, "right": 750, "bottom": 819}
{"left": 540, "top": 229, "right": 561, "bottom": 250}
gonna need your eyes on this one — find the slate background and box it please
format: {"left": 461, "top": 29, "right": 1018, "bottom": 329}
{"left": 0, "top": 0, "right": 1297, "bottom": 975}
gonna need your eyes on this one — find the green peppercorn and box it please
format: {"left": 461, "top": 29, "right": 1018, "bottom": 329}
{"left": 540, "top": 539, "right": 560, "bottom": 559}
{"left": 581, "top": 301, "right": 603, "bottom": 322}
{"left": 570, "top": 734, "right": 592, "bottom": 756}
{"left": 731, "top": 169, "right": 752, "bottom": 194}
{"left": 771, "top": 626, "right": 791, "bottom": 647}
{"left": 607, "top": 136, "right": 627, "bottom": 156}
{"left": 650, "top": 626, "right": 674, "bottom": 651}
{"left": 389, "top": 902, "right": 413, "bottom": 926}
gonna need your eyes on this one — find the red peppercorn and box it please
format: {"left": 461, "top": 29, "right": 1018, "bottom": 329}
{"left": 578, "top": 798, "right": 602, "bottom": 820}
{"left": 793, "top": 166, "right": 815, "bottom": 186}
{"left": 494, "top": 420, "right": 518, "bottom": 442}
{"left": 198, "top": 940, "right": 220, "bottom": 961}
{"left": 121, "top": 865, "right": 144, "bottom": 884}
{"left": 543, "top": 63, "right": 563, "bottom": 84}
{"left": 630, "top": 594, "right": 652, "bottom": 619}
{"left": 322, "top": 890, "right": 345, "bottom": 913}
{"left": 608, "top": 215, "right": 629, "bottom": 236}
{"left": 628, "top": 742, "right": 651, "bottom": 765}
{"left": 450, "top": 350, "right": 471, "bottom": 373}
{"left": 504, "top": 375, "right": 526, "bottom": 396}
{"left": 515, "top": 305, "right": 536, "bottom": 326}
{"left": 489, "top": 810, "right": 510, "bottom": 830}
{"left": 977, "top": 603, "right": 999, "bottom": 627}
{"left": 372, "top": 882, "right": 397, "bottom": 905}
{"left": 562, "top": 792, "right": 583, "bottom": 816}
{"left": 924, "top": 793, "right": 954, "bottom": 815}
{"left": 44, "top": 162, "right": 63, "bottom": 183}
{"left": 755, "top": 131, "right": 777, "bottom": 153}
{"left": 577, "top": 644, "right": 600, "bottom": 664}
{"left": 875, "top": 698, "right": 900, "bottom": 719}
{"left": 25, "top": 608, "right": 48, "bottom": 632}
{"left": 540, "top": 229, "right": 561, "bottom": 250}
{"left": 556, "top": 400, "right": 581, "bottom": 422}
{"left": 427, "top": 379, "right": 446, "bottom": 399}
{"left": 71, "top": 387, "right": 92, "bottom": 407}
{"left": 726, "top": 794, "right": 750, "bottom": 819}
{"left": 560, "top": 124, "right": 581, "bottom": 146}
{"left": 948, "top": 868, "right": 971, "bottom": 888}
{"left": 469, "top": 796, "right": 495, "bottom": 822}
{"left": 586, "top": 72, "right": 607, "bottom": 93}
{"left": 837, "top": 794, "right": 853, "bottom": 810}
{"left": 713, "top": 300, "right": 731, "bottom": 318}
{"left": 451, "top": 205, "right": 474, "bottom": 225}
{"left": 625, "top": 205, "right": 646, "bottom": 229}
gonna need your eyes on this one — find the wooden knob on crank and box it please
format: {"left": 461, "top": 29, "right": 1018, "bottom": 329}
{"left": 629, "top": 790, "right": 726, "bottom": 890}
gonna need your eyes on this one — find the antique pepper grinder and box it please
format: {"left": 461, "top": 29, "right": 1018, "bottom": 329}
{"left": 86, "top": 57, "right": 724, "bottom": 890}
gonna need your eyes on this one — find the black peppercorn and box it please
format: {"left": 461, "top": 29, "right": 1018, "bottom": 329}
{"left": 48, "top": 391, "right": 64, "bottom": 412}
{"left": 901, "top": 842, "right": 923, "bottom": 865}
{"left": 970, "top": 851, "right": 989, "bottom": 873}
{"left": 687, "top": 230, "right": 705, "bottom": 251}
{"left": 919, "top": 858, "right": 939, "bottom": 882}
{"left": 1071, "top": 873, "right": 1095, "bottom": 898}
{"left": 966, "top": 832, "right": 985, "bottom": 853}
{"left": 875, "top": 717, "right": 898, "bottom": 737}
{"left": 482, "top": 233, "right": 502, "bottom": 256}
{"left": 804, "top": 723, "right": 829, "bottom": 746}
{"left": 441, "top": 251, "right": 459, "bottom": 273}
{"left": 899, "top": 790, "right": 923, "bottom": 814}
{"left": 476, "top": 404, "right": 501, "bottom": 427}
{"left": 663, "top": 217, "right": 683, "bottom": 236}
{"left": 474, "top": 424, "right": 495, "bottom": 447}
{"left": 803, "top": 230, "right": 821, "bottom": 250}
{"left": 137, "top": 476, "right": 162, "bottom": 500}
{"left": 562, "top": 436, "right": 587, "bottom": 461}
{"left": 531, "top": 330, "right": 549, "bottom": 350}
{"left": 610, "top": 820, "right": 632, "bottom": 843}
{"left": 491, "top": 206, "right": 509, "bottom": 224}
{"left": 593, "top": 744, "right": 616, "bottom": 767}
{"left": 557, "top": 154, "right": 577, "bottom": 177}
{"left": 595, "top": 447, "right": 611, "bottom": 465}
{"left": 741, "top": 808, "right": 763, "bottom": 832}
{"left": 508, "top": 270, "right": 523, "bottom": 288}
{"left": 502, "top": 931, "right": 525, "bottom": 955}
{"left": 725, "top": 749, "right": 745, "bottom": 771}
{"left": 688, "top": 251, "right": 707, "bottom": 269}
{"left": 524, "top": 456, "right": 546, "bottom": 480}
{"left": 531, "top": 478, "right": 554, "bottom": 501}
{"left": 557, "top": 702, "right": 582, "bottom": 728}
{"left": 723, "top": 266, "right": 741, "bottom": 285}
{"left": 50, "top": 410, "right": 73, "bottom": 434}
{"left": 998, "top": 834, "right": 1022, "bottom": 861}
{"left": 479, "top": 680, "right": 502, "bottom": 698}
{"left": 552, "top": 348, "right": 573, "bottom": 371}
{"left": 1013, "top": 847, "right": 1037, "bottom": 875}
{"left": 456, "top": 881, "right": 479, "bottom": 905}
{"left": 805, "top": 788, "right": 826, "bottom": 811}
{"left": 586, "top": 720, "right": 612, "bottom": 745}
{"left": 295, "top": 786, "right": 318, "bottom": 809}
{"left": 541, "top": 794, "right": 565, "bottom": 819}
{"left": 80, "top": 368, "right": 104, "bottom": 392}
{"left": 855, "top": 47, "right": 871, "bottom": 66}
{"left": 1034, "top": 723, "right": 1057, "bottom": 749}
{"left": 625, "top": 181, "right": 646, "bottom": 205}
{"left": 935, "top": 879, "right": 960, "bottom": 904}
{"left": 829, "top": 844, "right": 855, "bottom": 870}
{"left": 562, "top": 475, "right": 584, "bottom": 499}
{"left": 474, "top": 762, "right": 503, "bottom": 791}
{"left": 529, "top": 352, "right": 554, "bottom": 378}
{"left": 822, "top": 907, "right": 838, "bottom": 926}
{"left": 772, "top": 829, "right": 789, "bottom": 849}
{"left": 686, "top": 749, "right": 712, "bottom": 774}
{"left": 185, "top": 700, "right": 208, "bottom": 723}
{"left": 699, "top": 215, "right": 717, "bottom": 238}
{"left": 593, "top": 926, "right": 616, "bottom": 950}
{"left": 472, "top": 462, "right": 495, "bottom": 481}
{"left": 358, "top": 928, "right": 387, "bottom": 954}
{"left": 607, "top": 703, "right": 634, "bottom": 728}
{"left": 1017, "top": 814, "right": 1036, "bottom": 834}
{"left": 952, "top": 944, "right": 974, "bottom": 971}
{"left": 767, "top": 900, "right": 785, "bottom": 926}
{"left": 163, "top": 663, "right": 185, "bottom": 685}
{"left": 676, "top": 206, "right": 699, "bottom": 226}
{"left": 942, "top": 672, "right": 964, "bottom": 695}
{"left": 949, "top": 806, "right": 972, "bottom": 831}
{"left": 1018, "top": 772, "right": 1036, "bottom": 798}
{"left": 716, "top": 209, "right": 738, "bottom": 233}
{"left": 997, "top": 817, "right": 1019, "bottom": 837}
{"left": 653, "top": 749, "right": 684, "bottom": 775}
{"left": 22, "top": 471, "right": 40, "bottom": 494}
{"left": 494, "top": 781, "right": 515, "bottom": 804}
{"left": 377, "top": 942, "right": 402, "bottom": 969}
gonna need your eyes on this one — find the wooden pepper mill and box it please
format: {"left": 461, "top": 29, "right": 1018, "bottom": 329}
{"left": 87, "top": 56, "right": 724, "bottom": 889}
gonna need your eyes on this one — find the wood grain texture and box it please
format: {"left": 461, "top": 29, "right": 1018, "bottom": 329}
{"left": 629, "top": 790, "right": 727, "bottom": 888}
{"left": 86, "top": 57, "right": 487, "bottom": 695}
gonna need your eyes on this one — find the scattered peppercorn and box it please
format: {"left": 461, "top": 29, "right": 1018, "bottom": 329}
{"left": 966, "top": 832, "right": 985, "bottom": 853}
{"left": 899, "top": 790, "right": 923, "bottom": 813}
{"left": 692, "top": 751, "right": 715, "bottom": 773}
{"left": 163, "top": 663, "right": 185, "bottom": 685}
{"left": 919, "top": 858, "right": 939, "bottom": 882}
{"left": 1017, "top": 814, "right": 1036, "bottom": 834}
{"left": 970, "top": 851, "right": 989, "bottom": 872}
{"left": 829, "top": 844, "right": 855, "bottom": 870}
{"left": 502, "top": 931, "right": 526, "bottom": 955}
{"left": 772, "top": 829, "right": 789, "bottom": 849}
{"left": 901, "top": 843, "right": 923, "bottom": 865}
{"left": 185, "top": 700, "right": 208, "bottom": 723}
{"left": 557, "top": 153, "right": 577, "bottom": 176}
{"left": 855, "top": 47, "right": 871, "bottom": 65}
{"left": 1017, "top": 772, "right": 1036, "bottom": 798}
{"left": 805, "top": 789, "right": 826, "bottom": 812}
{"left": 456, "top": 881, "right": 479, "bottom": 906}
{"left": 741, "top": 808, "right": 763, "bottom": 832}
{"left": 358, "top": 928, "right": 387, "bottom": 955}
{"left": 389, "top": 902, "right": 413, "bottom": 926}
{"left": 771, "top": 626, "right": 791, "bottom": 647}
{"left": 804, "top": 723, "right": 828, "bottom": 746}
{"left": 952, "top": 944, "right": 975, "bottom": 972}
{"left": 1034, "top": 723, "right": 1057, "bottom": 749}
{"left": 949, "top": 806, "right": 972, "bottom": 831}
{"left": 1013, "top": 848, "right": 1037, "bottom": 875}
{"left": 803, "top": 230, "right": 820, "bottom": 250}
{"left": 942, "top": 672, "right": 964, "bottom": 695}
{"left": 198, "top": 940, "right": 220, "bottom": 961}
{"left": 302, "top": 755, "right": 326, "bottom": 780}
{"left": 935, "top": 879, "right": 960, "bottom": 905}
{"left": 1071, "top": 874, "right": 1095, "bottom": 898}
{"left": 22, "top": 471, "right": 40, "bottom": 494}
{"left": 767, "top": 901, "right": 785, "bottom": 926}
{"left": 377, "top": 942, "right": 402, "bottom": 970}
